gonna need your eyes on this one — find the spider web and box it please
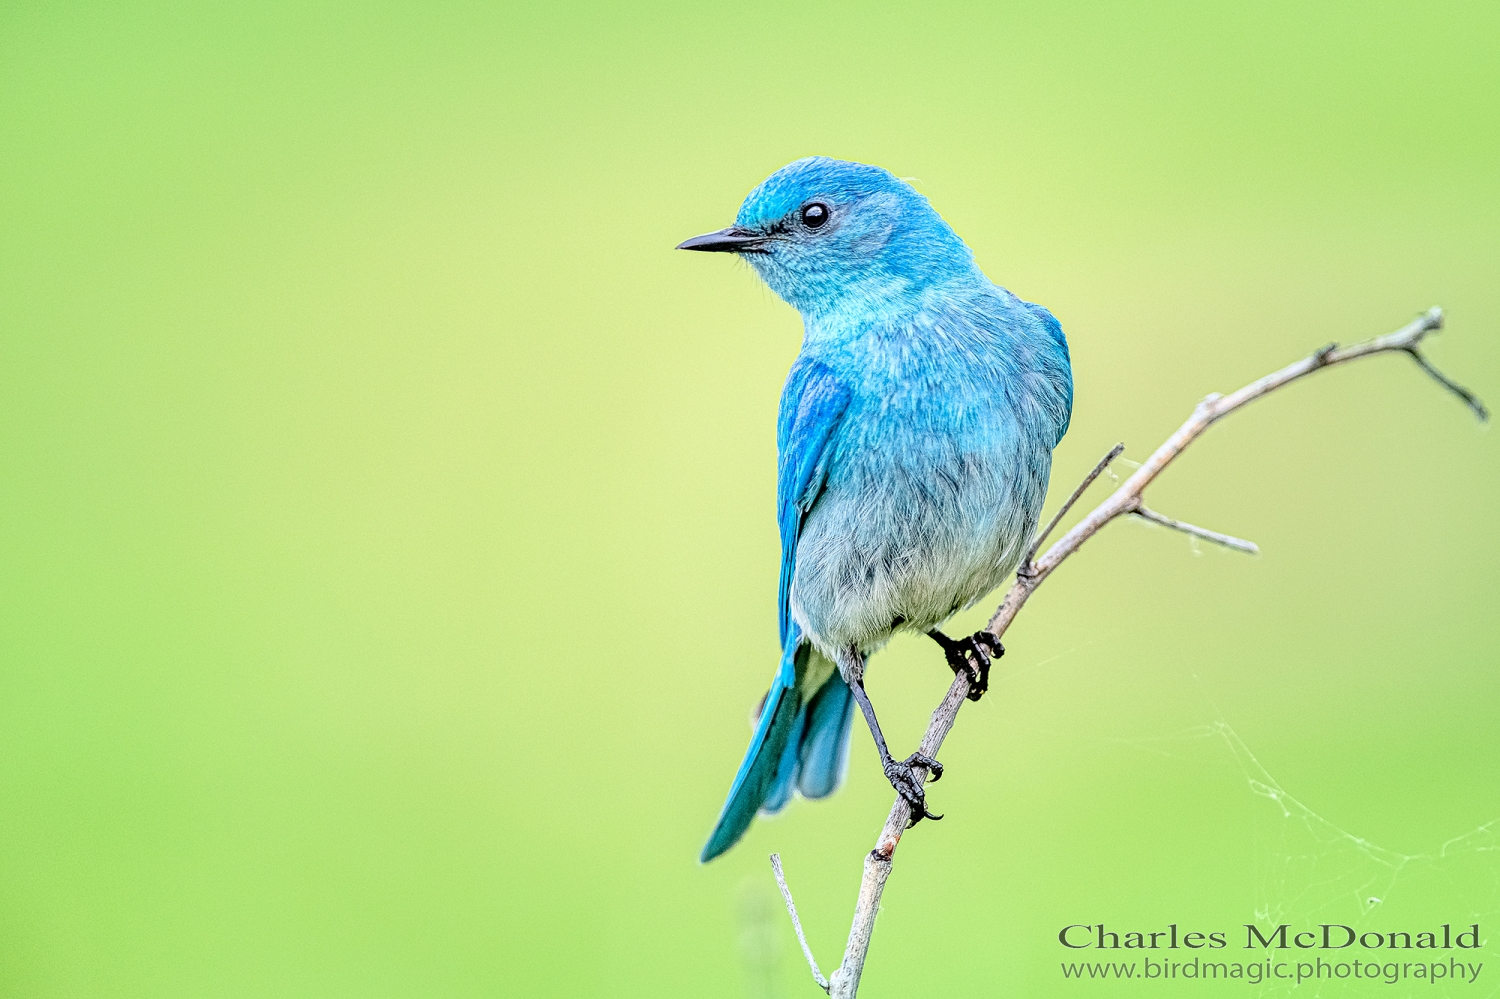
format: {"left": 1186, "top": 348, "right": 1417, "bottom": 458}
{"left": 1111, "top": 721, "right": 1499, "bottom": 997}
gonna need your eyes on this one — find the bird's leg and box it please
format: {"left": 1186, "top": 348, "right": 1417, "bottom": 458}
{"left": 928, "top": 629, "right": 1004, "bottom": 701}
{"left": 837, "top": 647, "right": 943, "bottom": 827}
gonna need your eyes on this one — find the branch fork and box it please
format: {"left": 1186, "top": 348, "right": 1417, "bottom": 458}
{"left": 768, "top": 307, "right": 1483, "bottom": 997}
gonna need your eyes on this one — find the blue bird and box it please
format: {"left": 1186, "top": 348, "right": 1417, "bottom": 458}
{"left": 680, "top": 158, "right": 1073, "bottom": 863}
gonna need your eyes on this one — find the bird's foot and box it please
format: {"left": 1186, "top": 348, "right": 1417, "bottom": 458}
{"left": 929, "top": 630, "right": 1005, "bottom": 701}
{"left": 884, "top": 752, "right": 944, "bottom": 827}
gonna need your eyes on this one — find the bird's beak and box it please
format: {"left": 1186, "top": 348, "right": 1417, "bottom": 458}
{"left": 676, "top": 226, "right": 768, "bottom": 253}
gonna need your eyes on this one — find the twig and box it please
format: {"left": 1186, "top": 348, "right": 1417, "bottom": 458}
{"left": 789, "top": 307, "right": 1484, "bottom": 998}
{"left": 1020, "top": 442, "right": 1125, "bottom": 571}
{"left": 1132, "top": 503, "right": 1259, "bottom": 554}
{"left": 1403, "top": 347, "right": 1488, "bottom": 421}
{"left": 770, "top": 854, "right": 830, "bottom": 993}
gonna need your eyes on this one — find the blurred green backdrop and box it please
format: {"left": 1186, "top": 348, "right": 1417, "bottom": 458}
{"left": 2, "top": 1, "right": 1497, "bottom": 996}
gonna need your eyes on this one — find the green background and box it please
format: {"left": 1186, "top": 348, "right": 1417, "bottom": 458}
{"left": 2, "top": 2, "right": 1496, "bottom": 996}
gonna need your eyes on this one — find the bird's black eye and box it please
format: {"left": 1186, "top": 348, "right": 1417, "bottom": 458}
{"left": 800, "top": 202, "right": 829, "bottom": 230}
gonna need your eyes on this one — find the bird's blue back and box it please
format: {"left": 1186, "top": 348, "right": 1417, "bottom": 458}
{"left": 697, "top": 158, "right": 1072, "bottom": 861}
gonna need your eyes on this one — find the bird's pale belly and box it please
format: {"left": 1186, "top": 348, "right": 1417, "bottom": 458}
{"left": 789, "top": 445, "right": 1048, "bottom": 656}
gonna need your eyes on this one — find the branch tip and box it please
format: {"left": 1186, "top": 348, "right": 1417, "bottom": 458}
{"left": 1404, "top": 349, "right": 1488, "bottom": 422}
{"left": 769, "top": 854, "right": 830, "bottom": 993}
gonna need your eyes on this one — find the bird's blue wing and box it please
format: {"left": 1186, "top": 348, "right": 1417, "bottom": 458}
{"left": 775, "top": 357, "right": 851, "bottom": 646}
{"left": 698, "top": 358, "right": 851, "bottom": 863}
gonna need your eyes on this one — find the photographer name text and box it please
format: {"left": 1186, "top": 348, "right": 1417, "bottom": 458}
{"left": 1059, "top": 922, "right": 1484, "bottom": 951}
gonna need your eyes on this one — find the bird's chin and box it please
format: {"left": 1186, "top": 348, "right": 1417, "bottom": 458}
{"left": 746, "top": 258, "right": 804, "bottom": 309}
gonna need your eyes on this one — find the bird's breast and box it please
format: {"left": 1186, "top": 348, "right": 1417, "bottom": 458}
{"left": 790, "top": 397, "right": 1050, "bottom": 655}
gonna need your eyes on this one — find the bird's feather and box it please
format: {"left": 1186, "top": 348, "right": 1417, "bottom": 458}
{"left": 700, "top": 633, "right": 847, "bottom": 862}
{"left": 776, "top": 357, "right": 850, "bottom": 647}
{"left": 794, "top": 669, "right": 855, "bottom": 799}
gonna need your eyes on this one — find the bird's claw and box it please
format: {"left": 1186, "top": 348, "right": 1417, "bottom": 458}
{"left": 884, "top": 752, "right": 944, "bottom": 826}
{"left": 939, "top": 630, "right": 1005, "bottom": 701}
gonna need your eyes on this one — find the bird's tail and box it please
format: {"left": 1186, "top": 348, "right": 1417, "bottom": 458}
{"left": 700, "top": 630, "right": 855, "bottom": 863}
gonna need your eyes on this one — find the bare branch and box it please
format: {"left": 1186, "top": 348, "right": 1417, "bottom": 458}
{"left": 806, "top": 306, "right": 1485, "bottom": 997}
{"left": 770, "top": 854, "right": 830, "bottom": 993}
{"left": 827, "top": 851, "right": 892, "bottom": 998}
{"left": 1132, "top": 503, "right": 1259, "bottom": 554}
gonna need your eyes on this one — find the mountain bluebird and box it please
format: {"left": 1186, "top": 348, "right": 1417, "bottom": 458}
{"left": 680, "top": 157, "right": 1073, "bottom": 862}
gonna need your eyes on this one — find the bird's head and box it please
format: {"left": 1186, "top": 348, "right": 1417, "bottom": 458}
{"left": 678, "top": 157, "right": 975, "bottom": 317}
